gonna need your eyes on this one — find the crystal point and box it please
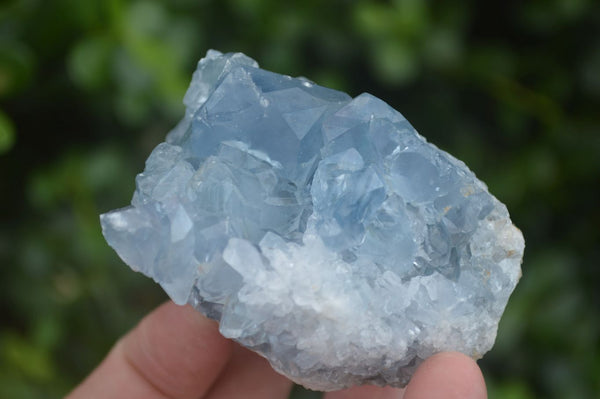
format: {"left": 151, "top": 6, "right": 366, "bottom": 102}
{"left": 101, "top": 50, "right": 524, "bottom": 390}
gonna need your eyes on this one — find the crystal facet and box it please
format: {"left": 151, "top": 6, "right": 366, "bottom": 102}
{"left": 101, "top": 50, "right": 524, "bottom": 391}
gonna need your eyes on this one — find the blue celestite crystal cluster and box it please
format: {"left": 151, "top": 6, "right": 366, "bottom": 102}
{"left": 101, "top": 50, "right": 524, "bottom": 390}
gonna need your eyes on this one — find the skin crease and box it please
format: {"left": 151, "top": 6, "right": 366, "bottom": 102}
{"left": 67, "top": 301, "right": 487, "bottom": 399}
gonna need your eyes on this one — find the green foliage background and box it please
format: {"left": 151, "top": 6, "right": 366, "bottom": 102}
{"left": 1, "top": 0, "right": 599, "bottom": 398}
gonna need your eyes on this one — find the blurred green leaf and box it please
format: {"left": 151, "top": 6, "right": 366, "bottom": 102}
{"left": 488, "top": 379, "right": 535, "bottom": 399}
{"left": 126, "top": 0, "right": 167, "bottom": 37}
{"left": 68, "top": 36, "right": 114, "bottom": 90}
{"left": 422, "top": 27, "right": 463, "bottom": 70}
{"left": 390, "top": 0, "right": 428, "bottom": 38}
{"left": 373, "top": 40, "right": 418, "bottom": 84}
{"left": 2, "top": 333, "right": 54, "bottom": 382}
{"left": 0, "top": 109, "right": 15, "bottom": 154}
{"left": 354, "top": 3, "right": 395, "bottom": 38}
{"left": 0, "top": 40, "right": 34, "bottom": 97}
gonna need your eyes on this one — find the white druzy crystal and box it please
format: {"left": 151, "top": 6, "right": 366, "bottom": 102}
{"left": 101, "top": 50, "right": 524, "bottom": 390}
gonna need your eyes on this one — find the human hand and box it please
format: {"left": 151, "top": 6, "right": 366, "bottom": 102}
{"left": 67, "top": 301, "right": 486, "bottom": 399}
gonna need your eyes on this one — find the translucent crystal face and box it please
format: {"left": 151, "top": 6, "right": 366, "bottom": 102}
{"left": 100, "top": 50, "right": 524, "bottom": 391}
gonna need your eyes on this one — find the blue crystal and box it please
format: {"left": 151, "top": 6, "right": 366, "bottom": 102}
{"left": 100, "top": 50, "right": 524, "bottom": 390}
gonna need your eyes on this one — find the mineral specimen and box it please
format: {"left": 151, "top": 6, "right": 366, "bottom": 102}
{"left": 100, "top": 50, "right": 524, "bottom": 391}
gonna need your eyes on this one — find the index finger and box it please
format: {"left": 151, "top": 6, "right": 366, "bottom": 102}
{"left": 66, "top": 301, "right": 233, "bottom": 399}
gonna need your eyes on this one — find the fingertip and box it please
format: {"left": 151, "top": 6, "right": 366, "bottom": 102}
{"left": 121, "top": 301, "right": 234, "bottom": 398}
{"left": 404, "top": 352, "right": 486, "bottom": 399}
{"left": 203, "top": 345, "right": 293, "bottom": 399}
{"left": 324, "top": 384, "right": 405, "bottom": 399}
{"left": 68, "top": 301, "right": 235, "bottom": 399}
